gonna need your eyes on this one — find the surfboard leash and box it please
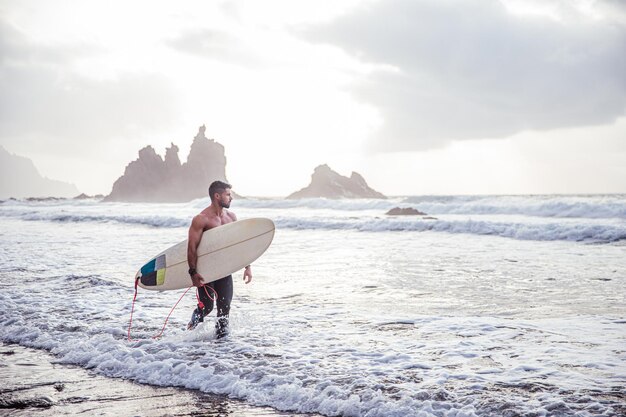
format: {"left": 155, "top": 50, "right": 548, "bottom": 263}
{"left": 127, "top": 277, "right": 141, "bottom": 342}
{"left": 150, "top": 286, "right": 195, "bottom": 340}
{"left": 196, "top": 285, "right": 218, "bottom": 310}
{"left": 127, "top": 278, "right": 218, "bottom": 342}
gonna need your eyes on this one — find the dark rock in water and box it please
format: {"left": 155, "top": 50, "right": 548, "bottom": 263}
{"left": 423, "top": 216, "right": 438, "bottom": 220}
{"left": 386, "top": 207, "right": 427, "bottom": 216}
{"left": 104, "top": 125, "right": 230, "bottom": 202}
{"left": 287, "top": 164, "right": 386, "bottom": 199}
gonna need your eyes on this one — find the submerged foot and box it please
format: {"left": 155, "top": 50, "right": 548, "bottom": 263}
{"left": 187, "top": 307, "right": 204, "bottom": 330}
{"left": 215, "top": 317, "right": 229, "bottom": 339}
{"left": 215, "top": 327, "right": 229, "bottom": 340}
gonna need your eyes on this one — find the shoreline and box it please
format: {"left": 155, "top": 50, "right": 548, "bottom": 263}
{"left": 0, "top": 343, "right": 318, "bottom": 417}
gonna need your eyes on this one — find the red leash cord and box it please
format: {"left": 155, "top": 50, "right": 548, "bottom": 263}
{"left": 150, "top": 286, "right": 194, "bottom": 340}
{"left": 197, "top": 285, "right": 218, "bottom": 308}
{"left": 127, "top": 278, "right": 218, "bottom": 342}
{"left": 127, "top": 278, "right": 142, "bottom": 342}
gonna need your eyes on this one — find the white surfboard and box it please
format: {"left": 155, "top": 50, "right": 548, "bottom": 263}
{"left": 135, "top": 218, "right": 275, "bottom": 291}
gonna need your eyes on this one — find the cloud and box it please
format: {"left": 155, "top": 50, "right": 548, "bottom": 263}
{"left": 166, "top": 29, "right": 266, "bottom": 67}
{"left": 305, "top": 0, "right": 626, "bottom": 151}
{"left": 0, "top": 20, "right": 180, "bottom": 158}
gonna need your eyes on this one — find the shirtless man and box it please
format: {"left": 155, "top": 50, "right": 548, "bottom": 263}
{"left": 187, "top": 180, "right": 252, "bottom": 337}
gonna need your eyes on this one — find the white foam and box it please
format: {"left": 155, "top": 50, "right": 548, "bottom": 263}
{"left": 402, "top": 194, "right": 626, "bottom": 219}
{"left": 272, "top": 216, "right": 626, "bottom": 242}
{"left": 1, "top": 279, "right": 624, "bottom": 417}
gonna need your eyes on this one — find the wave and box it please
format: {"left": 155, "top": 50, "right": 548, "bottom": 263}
{"left": 3, "top": 195, "right": 626, "bottom": 219}
{"left": 401, "top": 195, "right": 626, "bottom": 219}
{"left": 0, "top": 323, "right": 504, "bottom": 417}
{"left": 2, "top": 209, "right": 625, "bottom": 242}
{"left": 221, "top": 195, "right": 626, "bottom": 219}
{"left": 1, "top": 210, "right": 188, "bottom": 228}
{"left": 273, "top": 217, "right": 626, "bottom": 243}
{"left": 233, "top": 197, "right": 398, "bottom": 211}
{"left": 2, "top": 197, "right": 625, "bottom": 242}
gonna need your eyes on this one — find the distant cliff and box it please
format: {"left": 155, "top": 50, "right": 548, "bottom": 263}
{"left": 0, "top": 146, "right": 80, "bottom": 199}
{"left": 105, "top": 125, "right": 228, "bottom": 202}
{"left": 287, "top": 164, "right": 386, "bottom": 199}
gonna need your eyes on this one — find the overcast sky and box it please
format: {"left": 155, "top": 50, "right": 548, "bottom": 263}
{"left": 1, "top": 0, "right": 625, "bottom": 196}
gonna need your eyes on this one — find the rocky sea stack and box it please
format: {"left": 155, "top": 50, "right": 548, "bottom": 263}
{"left": 287, "top": 164, "right": 386, "bottom": 199}
{"left": 105, "top": 125, "right": 228, "bottom": 202}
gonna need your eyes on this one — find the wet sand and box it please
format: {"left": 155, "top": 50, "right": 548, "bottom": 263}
{"left": 0, "top": 343, "right": 316, "bottom": 417}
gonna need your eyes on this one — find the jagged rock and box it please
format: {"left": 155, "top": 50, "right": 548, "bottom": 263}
{"left": 385, "top": 207, "right": 427, "bottom": 216}
{"left": 73, "top": 193, "right": 103, "bottom": 200}
{"left": 0, "top": 146, "right": 80, "bottom": 199}
{"left": 287, "top": 164, "right": 386, "bottom": 199}
{"left": 181, "top": 126, "right": 227, "bottom": 199}
{"left": 104, "top": 125, "right": 229, "bottom": 202}
{"left": 164, "top": 143, "right": 181, "bottom": 174}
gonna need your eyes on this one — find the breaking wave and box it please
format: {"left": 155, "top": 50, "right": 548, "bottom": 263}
{"left": 273, "top": 217, "right": 626, "bottom": 243}
{"left": 1, "top": 195, "right": 625, "bottom": 242}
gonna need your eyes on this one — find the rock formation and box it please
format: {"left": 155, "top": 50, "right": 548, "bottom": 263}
{"left": 287, "top": 164, "right": 386, "bottom": 199}
{"left": 73, "top": 193, "right": 104, "bottom": 200}
{"left": 104, "top": 125, "right": 229, "bottom": 202}
{"left": 0, "top": 146, "right": 80, "bottom": 199}
{"left": 385, "top": 207, "right": 427, "bottom": 216}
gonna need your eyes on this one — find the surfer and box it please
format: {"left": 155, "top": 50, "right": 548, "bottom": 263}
{"left": 186, "top": 180, "right": 252, "bottom": 338}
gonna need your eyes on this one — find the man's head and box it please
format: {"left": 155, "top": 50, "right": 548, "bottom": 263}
{"left": 208, "top": 180, "right": 232, "bottom": 209}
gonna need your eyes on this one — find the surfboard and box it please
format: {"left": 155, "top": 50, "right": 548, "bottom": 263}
{"left": 135, "top": 218, "right": 275, "bottom": 291}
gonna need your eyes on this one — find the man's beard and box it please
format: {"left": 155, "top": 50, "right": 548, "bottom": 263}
{"left": 218, "top": 199, "right": 230, "bottom": 209}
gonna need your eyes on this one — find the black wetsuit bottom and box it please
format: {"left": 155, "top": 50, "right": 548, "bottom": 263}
{"left": 197, "top": 275, "right": 233, "bottom": 337}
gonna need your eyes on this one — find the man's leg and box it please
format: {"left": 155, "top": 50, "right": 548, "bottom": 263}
{"left": 212, "top": 275, "right": 233, "bottom": 338}
{"left": 187, "top": 283, "right": 216, "bottom": 330}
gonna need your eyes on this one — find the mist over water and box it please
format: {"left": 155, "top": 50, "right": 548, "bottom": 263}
{"left": 1, "top": 195, "right": 625, "bottom": 416}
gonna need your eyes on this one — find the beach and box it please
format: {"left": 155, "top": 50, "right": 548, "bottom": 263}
{"left": 1, "top": 195, "right": 625, "bottom": 416}
{"left": 0, "top": 343, "right": 314, "bottom": 416}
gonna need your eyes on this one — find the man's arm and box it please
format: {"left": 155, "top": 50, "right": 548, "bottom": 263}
{"left": 230, "top": 211, "right": 253, "bottom": 284}
{"left": 187, "top": 215, "right": 206, "bottom": 287}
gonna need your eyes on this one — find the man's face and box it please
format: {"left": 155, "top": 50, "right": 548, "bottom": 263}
{"left": 217, "top": 189, "right": 232, "bottom": 208}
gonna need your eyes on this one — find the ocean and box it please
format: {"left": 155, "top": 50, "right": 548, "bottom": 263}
{"left": 1, "top": 194, "right": 625, "bottom": 416}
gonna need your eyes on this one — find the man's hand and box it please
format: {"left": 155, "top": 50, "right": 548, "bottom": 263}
{"left": 191, "top": 273, "right": 205, "bottom": 288}
{"left": 243, "top": 266, "right": 252, "bottom": 284}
